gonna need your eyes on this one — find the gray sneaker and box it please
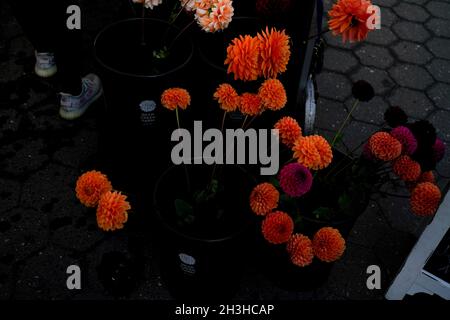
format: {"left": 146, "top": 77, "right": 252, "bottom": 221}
{"left": 35, "top": 52, "right": 57, "bottom": 78}
{"left": 59, "top": 73, "right": 103, "bottom": 120}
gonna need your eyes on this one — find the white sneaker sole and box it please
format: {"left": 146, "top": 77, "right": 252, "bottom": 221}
{"left": 59, "top": 88, "right": 104, "bottom": 120}
{"left": 35, "top": 65, "right": 57, "bottom": 78}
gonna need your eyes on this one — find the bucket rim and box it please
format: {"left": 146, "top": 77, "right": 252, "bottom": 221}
{"left": 94, "top": 18, "right": 194, "bottom": 79}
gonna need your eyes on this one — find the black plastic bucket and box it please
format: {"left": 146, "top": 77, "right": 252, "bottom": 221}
{"left": 94, "top": 18, "right": 194, "bottom": 194}
{"left": 153, "top": 163, "right": 256, "bottom": 300}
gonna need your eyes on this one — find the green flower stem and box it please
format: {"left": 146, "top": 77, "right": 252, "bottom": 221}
{"left": 331, "top": 99, "right": 360, "bottom": 148}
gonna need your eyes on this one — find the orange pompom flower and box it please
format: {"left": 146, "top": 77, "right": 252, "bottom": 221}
{"left": 418, "top": 171, "right": 435, "bottom": 184}
{"left": 313, "top": 227, "right": 346, "bottom": 263}
{"left": 369, "top": 132, "right": 402, "bottom": 161}
{"left": 239, "top": 92, "right": 263, "bottom": 116}
{"left": 261, "top": 211, "right": 294, "bottom": 244}
{"left": 213, "top": 83, "right": 240, "bottom": 112}
{"left": 76, "top": 170, "right": 112, "bottom": 207}
{"left": 392, "top": 155, "right": 421, "bottom": 182}
{"left": 274, "top": 116, "right": 302, "bottom": 147}
{"left": 161, "top": 88, "right": 191, "bottom": 111}
{"left": 328, "top": 0, "right": 372, "bottom": 43}
{"left": 258, "top": 79, "right": 287, "bottom": 111}
{"left": 287, "top": 234, "right": 314, "bottom": 267}
{"left": 225, "top": 35, "right": 260, "bottom": 81}
{"left": 250, "top": 182, "right": 279, "bottom": 215}
{"left": 97, "top": 191, "right": 131, "bottom": 231}
{"left": 257, "top": 27, "right": 291, "bottom": 79}
{"left": 292, "top": 135, "right": 333, "bottom": 170}
{"left": 410, "top": 182, "right": 441, "bottom": 217}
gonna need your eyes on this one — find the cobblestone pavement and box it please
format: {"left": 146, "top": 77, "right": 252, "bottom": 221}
{"left": 0, "top": 0, "right": 449, "bottom": 300}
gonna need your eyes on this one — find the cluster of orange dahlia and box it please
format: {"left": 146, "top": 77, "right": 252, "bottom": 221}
{"left": 410, "top": 182, "right": 441, "bottom": 216}
{"left": 285, "top": 227, "right": 346, "bottom": 267}
{"left": 250, "top": 182, "right": 279, "bottom": 216}
{"left": 261, "top": 211, "right": 294, "bottom": 244}
{"left": 392, "top": 155, "right": 421, "bottom": 182}
{"left": 368, "top": 132, "right": 402, "bottom": 161}
{"left": 274, "top": 116, "right": 302, "bottom": 148}
{"left": 328, "top": 0, "right": 373, "bottom": 43}
{"left": 292, "top": 135, "right": 333, "bottom": 170}
{"left": 225, "top": 27, "right": 291, "bottom": 81}
{"left": 161, "top": 88, "right": 191, "bottom": 111}
{"left": 258, "top": 79, "right": 287, "bottom": 111}
{"left": 75, "top": 170, "right": 131, "bottom": 232}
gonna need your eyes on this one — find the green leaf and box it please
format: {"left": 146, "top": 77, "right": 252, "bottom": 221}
{"left": 338, "top": 193, "right": 352, "bottom": 213}
{"left": 268, "top": 177, "right": 280, "bottom": 189}
{"left": 313, "top": 207, "right": 333, "bottom": 220}
{"left": 175, "top": 199, "right": 194, "bottom": 218}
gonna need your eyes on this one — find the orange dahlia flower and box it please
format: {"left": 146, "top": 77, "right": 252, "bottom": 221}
{"left": 225, "top": 35, "right": 260, "bottom": 81}
{"left": 410, "top": 182, "right": 441, "bottom": 217}
{"left": 161, "top": 88, "right": 191, "bottom": 111}
{"left": 97, "top": 191, "right": 131, "bottom": 231}
{"left": 257, "top": 27, "right": 291, "bottom": 79}
{"left": 76, "top": 170, "right": 112, "bottom": 207}
{"left": 261, "top": 211, "right": 294, "bottom": 244}
{"left": 292, "top": 135, "right": 333, "bottom": 170}
{"left": 213, "top": 83, "right": 240, "bottom": 112}
{"left": 392, "top": 155, "right": 421, "bottom": 182}
{"left": 287, "top": 234, "right": 314, "bottom": 267}
{"left": 418, "top": 171, "right": 435, "bottom": 184}
{"left": 369, "top": 132, "right": 402, "bottom": 161}
{"left": 258, "top": 79, "right": 287, "bottom": 111}
{"left": 313, "top": 227, "right": 346, "bottom": 263}
{"left": 328, "top": 0, "right": 372, "bottom": 43}
{"left": 239, "top": 92, "right": 263, "bottom": 116}
{"left": 274, "top": 116, "right": 302, "bottom": 147}
{"left": 250, "top": 182, "right": 279, "bottom": 216}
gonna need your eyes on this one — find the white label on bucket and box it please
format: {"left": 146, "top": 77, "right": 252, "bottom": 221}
{"left": 139, "top": 100, "right": 157, "bottom": 127}
{"left": 140, "top": 100, "right": 157, "bottom": 113}
{"left": 179, "top": 253, "right": 196, "bottom": 275}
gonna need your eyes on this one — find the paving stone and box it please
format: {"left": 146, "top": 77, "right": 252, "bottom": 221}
{"left": 427, "top": 59, "right": 450, "bottom": 83}
{"left": 342, "top": 120, "right": 380, "bottom": 151}
{"left": 436, "top": 150, "right": 450, "bottom": 177}
{"left": 316, "top": 71, "right": 352, "bottom": 101}
{"left": 323, "top": 32, "right": 359, "bottom": 50}
{"left": 347, "top": 95, "right": 389, "bottom": 125}
{"left": 14, "top": 246, "right": 80, "bottom": 299}
{"left": 374, "top": 0, "right": 399, "bottom": 7}
{"left": 392, "top": 41, "right": 433, "bottom": 64}
{"left": 377, "top": 196, "right": 425, "bottom": 237}
{"left": 393, "top": 21, "right": 431, "bottom": 42}
{"left": 20, "top": 163, "right": 78, "bottom": 210}
{"left": 0, "top": 264, "right": 13, "bottom": 300}
{"left": 53, "top": 129, "right": 99, "bottom": 169}
{"left": 0, "top": 107, "right": 21, "bottom": 142}
{"left": 0, "top": 178, "right": 20, "bottom": 213}
{"left": 389, "top": 64, "right": 434, "bottom": 90}
{"left": 404, "top": 0, "right": 431, "bottom": 4}
{"left": 7, "top": 36, "right": 34, "bottom": 61}
{"left": 0, "top": 60, "right": 24, "bottom": 82}
{"left": 393, "top": 2, "right": 430, "bottom": 22}
{"left": 379, "top": 7, "right": 398, "bottom": 27}
{"left": 315, "top": 98, "right": 348, "bottom": 131}
{"left": 49, "top": 199, "right": 104, "bottom": 252}
{"left": 427, "top": 38, "right": 450, "bottom": 59}
{"left": 388, "top": 87, "right": 434, "bottom": 118}
{"left": 428, "top": 110, "right": 450, "bottom": 141}
{"left": 351, "top": 66, "right": 395, "bottom": 95}
{"left": 323, "top": 48, "right": 358, "bottom": 73}
{"left": 426, "top": 1, "right": 450, "bottom": 20}
{"left": 426, "top": 18, "right": 450, "bottom": 37}
{"left": 0, "top": 208, "right": 47, "bottom": 263}
{"left": 427, "top": 82, "right": 450, "bottom": 110}
{"left": 366, "top": 28, "right": 398, "bottom": 46}
{"left": 0, "top": 138, "right": 49, "bottom": 177}
{"left": 355, "top": 44, "right": 394, "bottom": 68}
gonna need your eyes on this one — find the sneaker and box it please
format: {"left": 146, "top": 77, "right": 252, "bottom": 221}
{"left": 35, "top": 52, "right": 57, "bottom": 78}
{"left": 59, "top": 73, "right": 103, "bottom": 120}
